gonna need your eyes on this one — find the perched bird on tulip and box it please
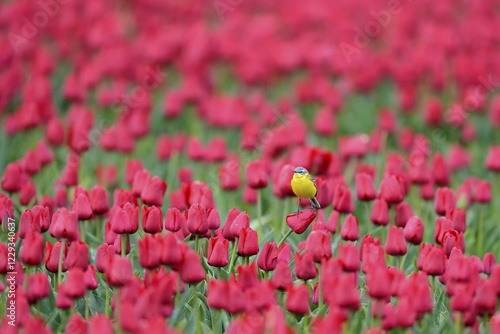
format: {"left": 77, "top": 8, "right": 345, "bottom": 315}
{"left": 290, "top": 166, "right": 321, "bottom": 210}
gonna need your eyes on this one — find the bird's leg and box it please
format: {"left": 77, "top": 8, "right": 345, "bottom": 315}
{"left": 296, "top": 198, "right": 300, "bottom": 216}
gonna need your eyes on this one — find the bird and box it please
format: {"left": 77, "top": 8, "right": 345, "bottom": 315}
{"left": 290, "top": 166, "right": 321, "bottom": 211}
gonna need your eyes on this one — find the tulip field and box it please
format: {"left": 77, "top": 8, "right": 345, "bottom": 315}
{"left": 2, "top": 0, "right": 500, "bottom": 333}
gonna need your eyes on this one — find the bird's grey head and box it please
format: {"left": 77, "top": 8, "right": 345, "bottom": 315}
{"left": 293, "top": 166, "right": 308, "bottom": 175}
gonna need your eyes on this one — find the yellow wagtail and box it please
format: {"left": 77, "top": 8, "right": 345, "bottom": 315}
{"left": 290, "top": 166, "right": 321, "bottom": 210}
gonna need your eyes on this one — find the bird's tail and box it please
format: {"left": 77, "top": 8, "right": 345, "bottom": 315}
{"left": 310, "top": 197, "right": 321, "bottom": 210}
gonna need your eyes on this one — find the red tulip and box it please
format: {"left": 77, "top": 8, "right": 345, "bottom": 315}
{"left": 447, "top": 208, "right": 466, "bottom": 233}
{"left": 431, "top": 153, "right": 450, "bottom": 187}
{"left": 485, "top": 146, "right": 500, "bottom": 172}
{"left": 72, "top": 193, "right": 93, "bottom": 220}
{"left": 141, "top": 176, "right": 167, "bottom": 207}
{"left": 394, "top": 202, "right": 413, "bottom": 228}
{"left": 272, "top": 261, "right": 293, "bottom": 291}
{"left": 403, "top": 216, "right": 424, "bottom": 245}
{"left": 186, "top": 203, "right": 208, "bottom": 235}
{"left": 326, "top": 273, "right": 360, "bottom": 310}
{"left": 207, "top": 237, "right": 229, "bottom": 267}
{"left": 286, "top": 208, "right": 317, "bottom": 234}
{"left": 371, "top": 199, "right": 389, "bottom": 226}
{"left": 207, "top": 208, "right": 220, "bottom": 230}
{"left": 20, "top": 233, "right": 44, "bottom": 266}
{"left": 338, "top": 242, "right": 360, "bottom": 272}
{"left": 142, "top": 205, "right": 163, "bottom": 234}
{"left": 179, "top": 248, "right": 205, "bottom": 284}
{"left": 219, "top": 157, "right": 240, "bottom": 190}
{"left": 106, "top": 255, "right": 133, "bottom": 287}
{"left": 380, "top": 174, "right": 405, "bottom": 205}
{"left": 1, "top": 162, "right": 25, "bottom": 193}
{"left": 483, "top": 253, "right": 496, "bottom": 275}
{"left": 64, "top": 268, "right": 86, "bottom": 298}
{"left": 286, "top": 284, "right": 310, "bottom": 315}
{"left": 131, "top": 169, "right": 151, "bottom": 197}
{"left": 295, "top": 250, "right": 318, "bottom": 280}
{"left": 474, "top": 180, "right": 491, "bottom": 203}
{"left": 340, "top": 214, "right": 359, "bottom": 241}
{"left": 246, "top": 159, "right": 268, "bottom": 189}
{"left": 161, "top": 232, "right": 182, "bottom": 266}
{"left": 95, "top": 243, "right": 114, "bottom": 273}
{"left": 19, "top": 181, "right": 36, "bottom": 206}
{"left": 26, "top": 272, "right": 50, "bottom": 304}
{"left": 421, "top": 244, "right": 445, "bottom": 276}
{"left": 434, "top": 187, "right": 456, "bottom": 215}
{"left": 355, "top": 173, "right": 376, "bottom": 201}
{"left": 332, "top": 184, "right": 354, "bottom": 213}
{"left": 257, "top": 241, "right": 278, "bottom": 271}
{"left": 238, "top": 228, "right": 259, "bottom": 256}
{"left": 138, "top": 234, "right": 162, "bottom": 269}
{"left": 84, "top": 265, "right": 98, "bottom": 290}
{"left": 442, "top": 230, "right": 465, "bottom": 257}
{"left": 164, "top": 207, "right": 185, "bottom": 232}
{"left": 63, "top": 241, "right": 89, "bottom": 271}
{"left": 111, "top": 203, "right": 138, "bottom": 234}
{"left": 385, "top": 226, "right": 407, "bottom": 256}
{"left": 90, "top": 185, "right": 109, "bottom": 215}
{"left": 434, "top": 216, "right": 454, "bottom": 245}
{"left": 65, "top": 314, "right": 88, "bottom": 334}
{"left": 88, "top": 315, "right": 114, "bottom": 334}
{"left": 46, "top": 117, "right": 65, "bottom": 146}
{"left": 306, "top": 230, "right": 332, "bottom": 263}
{"left": 50, "top": 208, "right": 79, "bottom": 241}
{"left": 125, "top": 160, "right": 143, "bottom": 186}
{"left": 45, "top": 241, "right": 68, "bottom": 273}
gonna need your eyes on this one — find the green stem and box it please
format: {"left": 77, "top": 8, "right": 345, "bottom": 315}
{"left": 454, "top": 312, "right": 463, "bottom": 334}
{"left": 400, "top": 245, "right": 410, "bottom": 271}
{"left": 121, "top": 234, "right": 127, "bottom": 257}
{"left": 85, "top": 294, "right": 89, "bottom": 319}
{"left": 175, "top": 275, "right": 182, "bottom": 308}
{"left": 80, "top": 221, "right": 86, "bottom": 243}
{"left": 105, "top": 285, "right": 110, "bottom": 317}
{"left": 257, "top": 189, "right": 262, "bottom": 242}
{"left": 57, "top": 239, "right": 66, "bottom": 286}
{"left": 281, "top": 198, "right": 289, "bottom": 234}
{"left": 317, "top": 266, "right": 323, "bottom": 312}
{"left": 476, "top": 206, "right": 484, "bottom": 257}
{"left": 195, "top": 289, "right": 202, "bottom": 334}
{"left": 365, "top": 201, "right": 372, "bottom": 235}
{"left": 278, "top": 229, "right": 294, "bottom": 248}
{"left": 228, "top": 238, "right": 239, "bottom": 274}
{"left": 194, "top": 234, "right": 200, "bottom": 255}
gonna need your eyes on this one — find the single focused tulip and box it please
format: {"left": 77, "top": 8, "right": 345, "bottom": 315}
{"left": 138, "top": 234, "right": 162, "bottom": 269}
{"left": 306, "top": 230, "right": 332, "bottom": 263}
{"left": 355, "top": 173, "right": 376, "bottom": 201}
{"left": 332, "top": 184, "right": 354, "bottom": 213}
{"left": 63, "top": 241, "right": 89, "bottom": 271}
{"left": 403, "top": 216, "right": 424, "bottom": 245}
{"left": 45, "top": 241, "right": 68, "bottom": 273}
{"left": 295, "top": 250, "right": 318, "bottom": 280}
{"left": 286, "top": 284, "right": 310, "bottom": 315}
{"left": 50, "top": 208, "right": 79, "bottom": 241}
{"left": 164, "top": 207, "right": 185, "bottom": 232}
{"left": 238, "top": 228, "right": 259, "bottom": 256}
{"left": 142, "top": 205, "right": 163, "bottom": 234}
{"left": 286, "top": 208, "right": 317, "bottom": 234}
{"left": 385, "top": 226, "right": 407, "bottom": 256}
{"left": 141, "top": 176, "right": 167, "bottom": 206}
{"left": 20, "top": 233, "right": 44, "bottom": 266}
{"left": 105, "top": 255, "right": 133, "bottom": 287}
{"left": 257, "top": 241, "right": 278, "bottom": 271}
{"left": 340, "top": 214, "right": 359, "bottom": 241}
{"left": 371, "top": 199, "right": 389, "bottom": 226}
{"left": 207, "top": 237, "right": 229, "bottom": 267}
{"left": 90, "top": 185, "right": 109, "bottom": 215}
{"left": 246, "top": 159, "right": 268, "bottom": 189}
{"left": 434, "top": 187, "right": 456, "bottom": 216}
{"left": 186, "top": 203, "right": 208, "bottom": 235}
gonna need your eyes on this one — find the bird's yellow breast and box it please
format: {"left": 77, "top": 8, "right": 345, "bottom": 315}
{"left": 291, "top": 174, "right": 317, "bottom": 199}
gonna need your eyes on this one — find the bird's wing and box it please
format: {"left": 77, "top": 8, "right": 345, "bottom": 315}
{"left": 307, "top": 174, "right": 318, "bottom": 196}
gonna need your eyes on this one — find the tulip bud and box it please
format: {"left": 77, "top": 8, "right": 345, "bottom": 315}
{"left": 141, "top": 176, "right": 167, "bottom": 207}
{"left": 26, "top": 272, "right": 50, "bottom": 304}
{"left": 179, "top": 248, "right": 205, "bottom": 284}
{"left": 90, "top": 185, "right": 109, "bottom": 215}
{"left": 272, "top": 261, "right": 293, "bottom": 291}
{"left": 138, "top": 234, "right": 161, "bottom": 269}
{"left": 338, "top": 242, "right": 360, "bottom": 272}
{"left": 20, "top": 233, "right": 44, "bottom": 266}
{"left": 106, "top": 255, "right": 133, "bottom": 287}
{"left": 295, "top": 250, "right": 318, "bottom": 280}
{"left": 371, "top": 199, "right": 390, "bottom": 226}
{"left": 332, "top": 184, "right": 354, "bottom": 213}
{"left": 45, "top": 241, "right": 68, "bottom": 273}
{"left": 306, "top": 231, "right": 332, "bottom": 263}
{"left": 257, "top": 241, "right": 278, "bottom": 271}
{"left": 72, "top": 193, "right": 93, "bottom": 220}
{"left": 207, "top": 237, "right": 229, "bottom": 267}
{"left": 434, "top": 187, "right": 456, "bottom": 216}
{"left": 385, "top": 226, "right": 407, "bottom": 256}
{"left": 403, "top": 216, "right": 424, "bottom": 245}
{"left": 285, "top": 208, "right": 317, "bottom": 234}
{"left": 485, "top": 146, "right": 500, "bottom": 172}
{"left": 64, "top": 241, "right": 89, "bottom": 271}
{"left": 340, "top": 214, "right": 359, "bottom": 241}
{"left": 286, "top": 284, "right": 310, "bottom": 315}
{"left": 186, "top": 204, "right": 208, "bottom": 235}
{"left": 237, "top": 228, "right": 259, "bottom": 256}
{"left": 50, "top": 208, "right": 79, "bottom": 241}
{"left": 355, "top": 173, "right": 376, "bottom": 201}
{"left": 164, "top": 207, "right": 185, "bottom": 232}
{"left": 142, "top": 205, "right": 163, "bottom": 234}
